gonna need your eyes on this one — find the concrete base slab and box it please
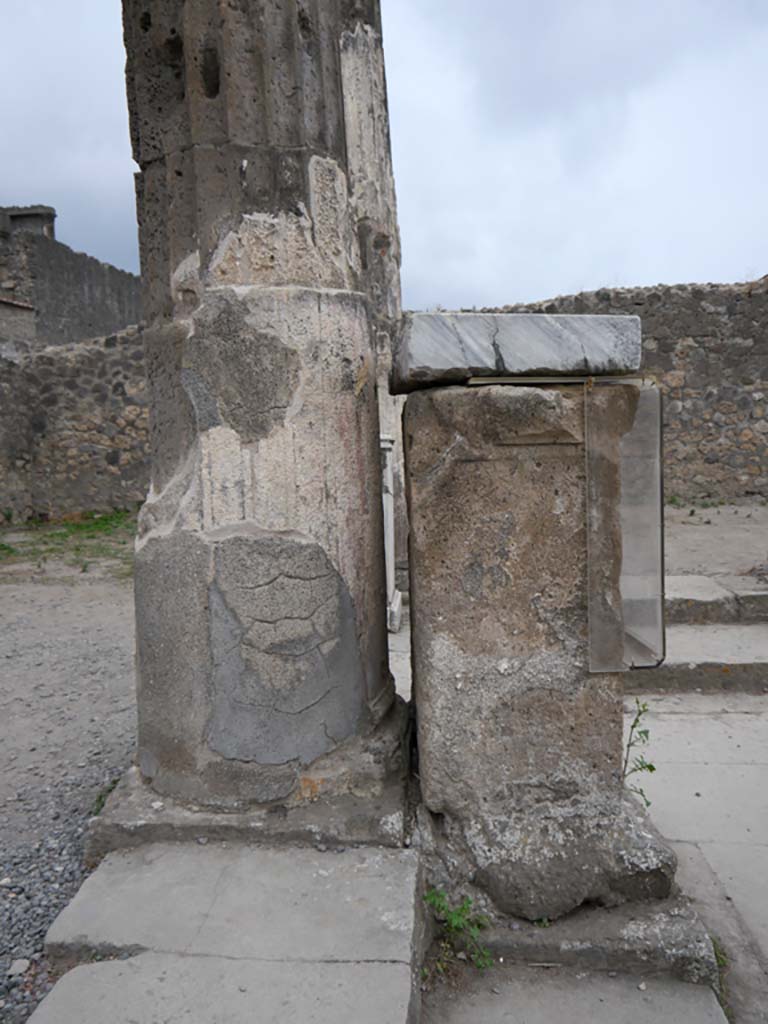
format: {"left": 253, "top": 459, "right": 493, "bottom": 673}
{"left": 30, "top": 954, "right": 414, "bottom": 1024}
{"left": 422, "top": 964, "right": 727, "bottom": 1024}
{"left": 626, "top": 624, "right": 768, "bottom": 693}
{"left": 36, "top": 843, "right": 424, "bottom": 1023}
{"left": 481, "top": 899, "right": 717, "bottom": 987}
{"left": 673, "top": 842, "right": 768, "bottom": 1024}
{"left": 86, "top": 766, "right": 407, "bottom": 865}
{"left": 47, "top": 843, "right": 423, "bottom": 966}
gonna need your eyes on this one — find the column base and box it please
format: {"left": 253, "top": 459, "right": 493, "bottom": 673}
{"left": 86, "top": 763, "right": 408, "bottom": 868}
{"left": 416, "top": 793, "right": 677, "bottom": 922}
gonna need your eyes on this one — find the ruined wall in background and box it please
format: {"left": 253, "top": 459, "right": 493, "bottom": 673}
{"left": 494, "top": 278, "right": 768, "bottom": 501}
{"left": 0, "top": 329, "right": 149, "bottom": 521}
{"left": 0, "top": 233, "right": 142, "bottom": 352}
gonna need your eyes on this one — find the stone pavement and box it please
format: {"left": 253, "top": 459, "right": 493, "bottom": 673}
{"left": 30, "top": 844, "right": 424, "bottom": 1023}
{"left": 424, "top": 965, "right": 727, "bottom": 1023}
{"left": 640, "top": 504, "right": 768, "bottom": 692}
{"left": 20, "top": 502, "right": 768, "bottom": 1022}
{"left": 634, "top": 692, "right": 768, "bottom": 1021}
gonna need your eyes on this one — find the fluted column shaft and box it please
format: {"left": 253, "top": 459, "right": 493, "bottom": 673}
{"left": 123, "top": 0, "right": 403, "bottom": 808}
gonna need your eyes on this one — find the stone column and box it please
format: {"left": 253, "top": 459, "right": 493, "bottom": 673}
{"left": 340, "top": 8, "right": 409, "bottom": 601}
{"left": 123, "top": 0, "right": 403, "bottom": 809}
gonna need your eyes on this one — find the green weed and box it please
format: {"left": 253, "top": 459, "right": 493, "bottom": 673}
{"left": 623, "top": 698, "right": 656, "bottom": 807}
{"left": 424, "top": 888, "right": 493, "bottom": 973}
{"left": 0, "top": 509, "right": 137, "bottom": 579}
{"left": 91, "top": 777, "right": 120, "bottom": 816}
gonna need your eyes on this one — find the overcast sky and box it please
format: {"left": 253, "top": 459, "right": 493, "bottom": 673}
{"left": 2, "top": 1, "right": 766, "bottom": 309}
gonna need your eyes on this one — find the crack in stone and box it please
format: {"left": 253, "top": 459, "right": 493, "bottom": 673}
{"left": 489, "top": 319, "right": 505, "bottom": 373}
{"left": 274, "top": 686, "right": 339, "bottom": 717}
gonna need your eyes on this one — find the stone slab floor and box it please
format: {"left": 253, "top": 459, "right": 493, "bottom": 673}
{"left": 30, "top": 843, "right": 422, "bottom": 1024}
{"left": 633, "top": 691, "right": 768, "bottom": 1021}
{"left": 424, "top": 965, "right": 728, "bottom": 1023}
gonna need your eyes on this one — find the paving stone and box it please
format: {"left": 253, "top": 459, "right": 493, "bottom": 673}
{"left": 672, "top": 842, "right": 768, "bottom": 1024}
{"left": 46, "top": 843, "right": 423, "bottom": 966}
{"left": 422, "top": 965, "right": 728, "bottom": 1023}
{"left": 29, "top": 954, "right": 413, "bottom": 1024}
{"left": 626, "top": 694, "right": 768, "bottom": 1020}
{"left": 699, "top": 842, "right": 768, "bottom": 964}
{"left": 664, "top": 505, "right": 768, "bottom": 578}
{"left": 634, "top": 705, "right": 768, "bottom": 764}
{"left": 641, "top": 763, "right": 768, "bottom": 844}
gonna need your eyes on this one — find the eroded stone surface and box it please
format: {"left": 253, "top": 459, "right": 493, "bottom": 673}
{"left": 405, "top": 385, "right": 675, "bottom": 919}
{"left": 86, "top": 766, "right": 407, "bottom": 865}
{"left": 392, "top": 312, "right": 641, "bottom": 393}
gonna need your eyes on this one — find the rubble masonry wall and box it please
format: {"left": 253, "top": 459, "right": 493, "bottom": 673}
{"left": 0, "top": 328, "right": 148, "bottom": 521}
{"left": 494, "top": 278, "right": 768, "bottom": 500}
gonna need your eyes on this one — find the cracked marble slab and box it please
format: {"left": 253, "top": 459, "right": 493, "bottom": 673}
{"left": 391, "top": 312, "right": 642, "bottom": 393}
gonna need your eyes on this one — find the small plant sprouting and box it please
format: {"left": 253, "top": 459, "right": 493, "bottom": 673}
{"left": 91, "top": 777, "right": 120, "bottom": 817}
{"left": 623, "top": 698, "right": 656, "bottom": 807}
{"left": 424, "top": 888, "right": 493, "bottom": 971}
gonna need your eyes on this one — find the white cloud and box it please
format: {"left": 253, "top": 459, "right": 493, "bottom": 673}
{"left": 1, "top": 1, "right": 765, "bottom": 307}
{"left": 383, "top": 0, "right": 768, "bottom": 307}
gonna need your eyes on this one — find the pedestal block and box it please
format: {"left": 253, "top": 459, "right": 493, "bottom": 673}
{"left": 405, "top": 384, "right": 675, "bottom": 920}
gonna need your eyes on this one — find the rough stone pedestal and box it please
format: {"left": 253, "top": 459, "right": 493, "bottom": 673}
{"left": 118, "top": 1, "right": 405, "bottom": 814}
{"left": 405, "top": 384, "right": 675, "bottom": 920}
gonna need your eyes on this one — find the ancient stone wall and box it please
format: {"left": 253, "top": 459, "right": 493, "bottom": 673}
{"left": 0, "top": 225, "right": 142, "bottom": 353}
{"left": 491, "top": 278, "right": 768, "bottom": 500}
{"left": 0, "top": 328, "right": 149, "bottom": 521}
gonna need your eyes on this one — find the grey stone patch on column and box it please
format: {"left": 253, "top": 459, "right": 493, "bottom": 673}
{"left": 391, "top": 312, "right": 641, "bottom": 393}
{"left": 207, "top": 530, "right": 365, "bottom": 766}
{"left": 405, "top": 384, "right": 675, "bottom": 921}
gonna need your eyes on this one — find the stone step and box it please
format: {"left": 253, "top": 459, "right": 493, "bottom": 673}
{"left": 423, "top": 964, "right": 728, "bottom": 1024}
{"left": 31, "top": 843, "right": 424, "bottom": 1024}
{"left": 665, "top": 575, "right": 768, "bottom": 626}
{"left": 626, "top": 624, "right": 768, "bottom": 693}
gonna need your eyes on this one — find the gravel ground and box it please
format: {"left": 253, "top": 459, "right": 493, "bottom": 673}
{"left": 0, "top": 565, "right": 135, "bottom": 1022}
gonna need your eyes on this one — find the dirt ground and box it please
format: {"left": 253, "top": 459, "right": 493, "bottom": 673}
{"left": 0, "top": 538, "right": 136, "bottom": 1021}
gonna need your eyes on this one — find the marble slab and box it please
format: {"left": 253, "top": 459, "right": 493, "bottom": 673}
{"left": 391, "top": 312, "right": 641, "bottom": 393}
